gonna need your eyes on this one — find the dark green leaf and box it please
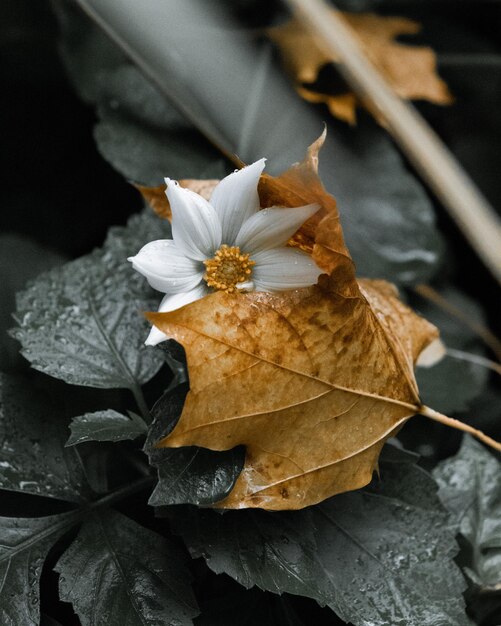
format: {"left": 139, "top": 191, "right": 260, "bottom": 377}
{"left": 53, "top": 0, "right": 126, "bottom": 103}
{"left": 94, "top": 112, "right": 228, "bottom": 186}
{"left": 66, "top": 409, "right": 148, "bottom": 445}
{"left": 145, "top": 383, "right": 244, "bottom": 507}
{"left": 414, "top": 286, "right": 489, "bottom": 413}
{"left": 170, "top": 506, "right": 319, "bottom": 598}
{"left": 54, "top": 3, "right": 228, "bottom": 185}
{"left": 11, "top": 210, "right": 164, "bottom": 389}
{"left": 55, "top": 509, "right": 199, "bottom": 626}
{"left": 158, "top": 340, "right": 188, "bottom": 387}
{"left": 59, "top": 0, "right": 443, "bottom": 284}
{"left": 0, "top": 373, "right": 87, "bottom": 502}
{"left": 0, "top": 235, "right": 65, "bottom": 372}
{"left": 434, "top": 436, "right": 501, "bottom": 591}
{"left": 93, "top": 64, "right": 228, "bottom": 185}
{"left": 170, "top": 445, "right": 469, "bottom": 626}
{"left": 314, "top": 478, "right": 468, "bottom": 625}
{"left": 0, "top": 511, "right": 78, "bottom": 626}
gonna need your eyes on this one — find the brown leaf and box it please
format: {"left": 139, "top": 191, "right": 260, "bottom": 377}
{"left": 136, "top": 131, "right": 350, "bottom": 282}
{"left": 258, "top": 129, "right": 355, "bottom": 288}
{"left": 268, "top": 12, "right": 453, "bottom": 124}
{"left": 297, "top": 87, "right": 358, "bottom": 125}
{"left": 145, "top": 134, "right": 438, "bottom": 509}
{"left": 135, "top": 179, "right": 219, "bottom": 221}
{"left": 147, "top": 276, "right": 437, "bottom": 510}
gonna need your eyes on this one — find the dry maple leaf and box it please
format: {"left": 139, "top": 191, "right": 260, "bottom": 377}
{"left": 144, "top": 134, "right": 500, "bottom": 509}
{"left": 147, "top": 276, "right": 437, "bottom": 510}
{"left": 145, "top": 133, "right": 440, "bottom": 510}
{"left": 268, "top": 12, "right": 453, "bottom": 124}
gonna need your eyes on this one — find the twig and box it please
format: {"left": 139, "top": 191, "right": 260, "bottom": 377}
{"left": 420, "top": 405, "right": 501, "bottom": 453}
{"left": 87, "top": 476, "right": 155, "bottom": 510}
{"left": 446, "top": 348, "right": 501, "bottom": 377}
{"left": 438, "top": 53, "right": 501, "bottom": 67}
{"left": 282, "top": 0, "right": 501, "bottom": 285}
{"left": 414, "top": 284, "right": 501, "bottom": 362}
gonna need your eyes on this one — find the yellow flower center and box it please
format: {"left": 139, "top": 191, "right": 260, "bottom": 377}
{"left": 203, "top": 245, "right": 255, "bottom": 293}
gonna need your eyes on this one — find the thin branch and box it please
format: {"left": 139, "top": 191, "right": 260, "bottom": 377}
{"left": 419, "top": 405, "right": 501, "bottom": 453}
{"left": 446, "top": 348, "right": 501, "bottom": 377}
{"left": 87, "top": 476, "right": 156, "bottom": 511}
{"left": 414, "top": 284, "right": 501, "bottom": 362}
{"left": 283, "top": 0, "right": 501, "bottom": 285}
{"left": 438, "top": 53, "right": 501, "bottom": 67}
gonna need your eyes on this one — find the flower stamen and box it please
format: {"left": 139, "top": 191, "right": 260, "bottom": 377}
{"left": 203, "top": 245, "right": 255, "bottom": 293}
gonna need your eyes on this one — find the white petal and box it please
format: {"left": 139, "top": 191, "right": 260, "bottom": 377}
{"left": 235, "top": 204, "right": 320, "bottom": 254}
{"left": 166, "top": 179, "right": 222, "bottom": 260}
{"left": 128, "top": 239, "right": 203, "bottom": 294}
{"left": 145, "top": 284, "right": 210, "bottom": 346}
{"left": 252, "top": 248, "right": 323, "bottom": 291}
{"left": 210, "top": 159, "right": 266, "bottom": 244}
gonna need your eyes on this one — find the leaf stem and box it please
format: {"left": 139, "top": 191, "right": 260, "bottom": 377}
{"left": 419, "top": 405, "right": 501, "bottom": 452}
{"left": 87, "top": 290, "right": 152, "bottom": 423}
{"left": 0, "top": 478, "right": 158, "bottom": 561}
{"left": 87, "top": 476, "right": 156, "bottom": 512}
{"left": 130, "top": 384, "right": 151, "bottom": 423}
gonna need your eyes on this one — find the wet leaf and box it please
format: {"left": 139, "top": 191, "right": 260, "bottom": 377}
{"left": 170, "top": 445, "right": 469, "bottom": 626}
{"left": 145, "top": 383, "right": 244, "bottom": 507}
{"left": 147, "top": 137, "right": 438, "bottom": 509}
{"left": 268, "top": 11, "right": 452, "bottom": 124}
{"left": 0, "top": 373, "right": 87, "bottom": 502}
{"left": 434, "top": 436, "right": 501, "bottom": 592}
{"left": 0, "top": 235, "right": 65, "bottom": 372}
{"left": 56, "top": 0, "right": 444, "bottom": 285}
{"left": 66, "top": 410, "right": 148, "bottom": 446}
{"left": 170, "top": 506, "right": 318, "bottom": 597}
{"left": 11, "top": 210, "right": 164, "bottom": 389}
{"left": 55, "top": 509, "right": 199, "bottom": 626}
{"left": 0, "top": 511, "right": 78, "bottom": 626}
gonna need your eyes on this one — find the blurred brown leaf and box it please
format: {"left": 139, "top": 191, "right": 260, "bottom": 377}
{"left": 268, "top": 12, "right": 453, "bottom": 124}
{"left": 135, "top": 179, "right": 219, "bottom": 221}
{"left": 147, "top": 134, "right": 438, "bottom": 510}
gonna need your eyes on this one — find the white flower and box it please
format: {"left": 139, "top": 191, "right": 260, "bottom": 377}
{"left": 128, "top": 159, "right": 322, "bottom": 345}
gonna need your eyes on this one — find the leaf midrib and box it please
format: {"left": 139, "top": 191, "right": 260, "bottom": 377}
{"left": 88, "top": 290, "right": 138, "bottom": 390}
{"left": 166, "top": 319, "right": 419, "bottom": 412}
{"left": 0, "top": 512, "right": 81, "bottom": 568}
